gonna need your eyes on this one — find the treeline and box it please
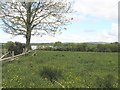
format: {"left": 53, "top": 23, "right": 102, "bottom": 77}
{"left": 38, "top": 41, "right": 120, "bottom": 52}
{"left": 3, "top": 41, "right": 120, "bottom": 54}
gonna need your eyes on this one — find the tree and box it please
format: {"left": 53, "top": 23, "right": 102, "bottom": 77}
{"left": 4, "top": 41, "right": 14, "bottom": 50}
{"left": 4, "top": 41, "right": 25, "bottom": 55}
{"left": 54, "top": 41, "right": 62, "bottom": 47}
{"left": 77, "top": 43, "right": 88, "bottom": 52}
{"left": 0, "top": 1, "right": 72, "bottom": 51}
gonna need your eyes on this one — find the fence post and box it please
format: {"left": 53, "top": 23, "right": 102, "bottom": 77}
{"left": 2, "top": 43, "right": 4, "bottom": 55}
{"left": 4, "top": 48, "right": 6, "bottom": 54}
{"left": 23, "top": 48, "right": 25, "bottom": 53}
{"left": 23, "top": 48, "right": 26, "bottom": 56}
{"left": 12, "top": 51, "right": 14, "bottom": 57}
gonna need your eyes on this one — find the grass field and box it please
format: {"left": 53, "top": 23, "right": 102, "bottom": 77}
{"left": 2, "top": 50, "right": 118, "bottom": 88}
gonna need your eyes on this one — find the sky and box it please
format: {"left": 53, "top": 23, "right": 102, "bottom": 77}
{"left": 0, "top": 0, "right": 119, "bottom": 43}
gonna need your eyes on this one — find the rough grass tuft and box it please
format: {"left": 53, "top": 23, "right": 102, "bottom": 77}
{"left": 96, "top": 74, "right": 115, "bottom": 88}
{"left": 40, "top": 66, "right": 62, "bottom": 83}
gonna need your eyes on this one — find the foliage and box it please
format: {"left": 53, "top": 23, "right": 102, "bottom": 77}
{"left": 13, "top": 42, "right": 26, "bottom": 55}
{"left": 0, "top": 1, "right": 72, "bottom": 50}
{"left": 38, "top": 42, "right": 119, "bottom": 52}
{"left": 2, "top": 51, "right": 118, "bottom": 88}
{"left": 54, "top": 41, "right": 62, "bottom": 47}
{"left": 4, "top": 41, "right": 14, "bottom": 50}
{"left": 4, "top": 41, "right": 25, "bottom": 55}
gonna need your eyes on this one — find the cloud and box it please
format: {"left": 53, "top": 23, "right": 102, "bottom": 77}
{"left": 108, "top": 23, "right": 118, "bottom": 36}
{"left": 0, "top": 32, "right": 26, "bottom": 43}
{"left": 0, "top": 29, "right": 118, "bottom": 43}
{"left": 84, "top": 29, "right": 95, "bottom": 33}
{"left": 94, "top": 23, "right": 118, "bottom": 42}
{"left": 0, "top": 22, "right": 118, "bottom": 43}
{"left": 72, "top": 0, "right": 119, "bottom": 22}
{"left": 30, "top": 34, "right": 85, "bottom": 43}
{"left": 71, "top": 14, "right": 85, "bottom": 22}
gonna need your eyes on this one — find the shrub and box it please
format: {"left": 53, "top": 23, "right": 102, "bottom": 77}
{"left": 14, "top": 42, "right": 25, "bottom": 55}
{"left": 4, "top": 41, "right": 14, "bottom": 50}
{"left": 5, "top": 41, "right": 25, "bottom": 55}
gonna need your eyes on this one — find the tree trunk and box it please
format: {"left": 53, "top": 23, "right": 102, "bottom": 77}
{"left": 25, "top": 2, "right": 32, "bottom": 51}
{"left": 26, "top": 31, "right": 31, "bottom": 51}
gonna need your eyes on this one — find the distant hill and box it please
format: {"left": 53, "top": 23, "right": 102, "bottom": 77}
{"left": 1, "top": 42, "right": 119, "bottom": 45}
{"left": 85, "top": 42, "right": 110, "bottom": 44}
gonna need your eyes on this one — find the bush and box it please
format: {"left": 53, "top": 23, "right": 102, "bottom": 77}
{"left": 4, "top": 41, "right": 14, "bottom": 50}
{"left": 14, "top": 42, "right": 25, "bottom": 55}
{"left": 5, "top": 41, "right": 25, "bottom": 55}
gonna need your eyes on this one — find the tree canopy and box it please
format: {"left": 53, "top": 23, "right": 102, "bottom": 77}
{"left": 0, "top": 0, "right": 72, "bottom": 50}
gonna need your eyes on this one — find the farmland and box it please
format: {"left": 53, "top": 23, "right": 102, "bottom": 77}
{"left": 2, "top": 50, "right": 118, "bottom": 88}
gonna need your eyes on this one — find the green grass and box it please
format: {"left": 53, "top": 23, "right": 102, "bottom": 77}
{"left": 2, "top": 50, "right": 118, "bottom": 88}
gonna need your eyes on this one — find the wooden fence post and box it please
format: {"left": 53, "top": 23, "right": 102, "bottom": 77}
{"left": 4, "top": 48, "right": 6, "bottom": 54}
{"left": 12, "top": 51, "right": 14, "bottom": 57}
{"left": 23, "top": 48, "right": 24, "bottom": 53}
{"left": 2, "top": 43, "right": 4, "bottom": 55}
{"left": 11, "top": 51, "right": 14, "bottom": 60}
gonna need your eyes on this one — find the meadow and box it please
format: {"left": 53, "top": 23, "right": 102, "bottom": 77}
{"left": 2, "top": 50, "right": 118, "bottom": 88}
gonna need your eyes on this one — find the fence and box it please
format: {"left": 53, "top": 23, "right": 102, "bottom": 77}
{"left": 0, "top": 50, "right": 33, "bottom": 62}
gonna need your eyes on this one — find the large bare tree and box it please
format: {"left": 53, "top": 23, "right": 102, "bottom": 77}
{"left": 0, "top": 0, "right": 72, "bottom": 51}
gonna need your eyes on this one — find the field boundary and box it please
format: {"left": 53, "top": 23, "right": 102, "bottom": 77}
{"left": 0, "top": 52, "right": 9, "bottom": 59}
{"left": 0, "top": 50, "right": 32, "bottom": 62}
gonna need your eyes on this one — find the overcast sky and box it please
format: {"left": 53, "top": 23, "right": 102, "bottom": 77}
{"left": 0, "top": 0, "right": 119, "bottom": 43}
